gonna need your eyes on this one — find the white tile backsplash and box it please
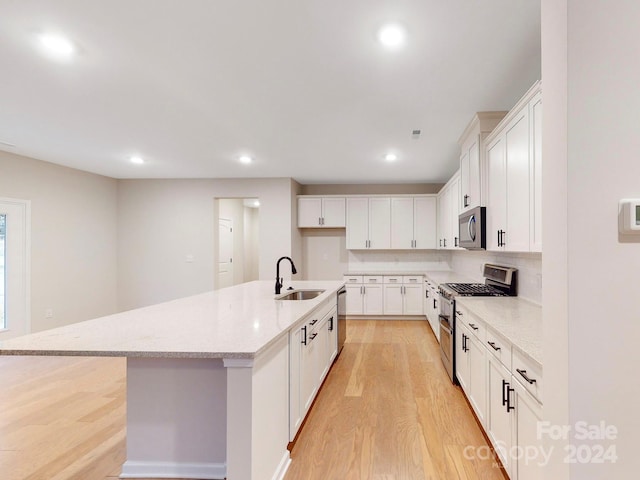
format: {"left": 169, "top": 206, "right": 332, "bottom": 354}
{"left": 348, "top": 250, "right": 452, "bottom": 273}
{"left": 450, "top": 250, "right": 542, "bottom": 304}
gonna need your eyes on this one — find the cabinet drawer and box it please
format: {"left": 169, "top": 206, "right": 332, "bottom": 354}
{"left": 364, "top": 275, "right": 384, "bottom": 284}
{"left": 343, "top": 275, "right": 363, "bottom": 284}
{"left": 485, "top": 327, "right": 511, "bottom": 369}
{"left": 512, "top": 348, "right": 543, "bottom": 404}
{"left": 383, "top": 275, "right": 402, "bottom": 284}
{"left": 403, "top": 275, "right": 423, "bottom": 284}
{"left": 455, "top": 305, "right": 486, "bottom": 342}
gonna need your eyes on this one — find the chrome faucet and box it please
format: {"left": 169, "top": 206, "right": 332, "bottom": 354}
{"left": 275, "top": 256, "right": 297, "bottom": 294}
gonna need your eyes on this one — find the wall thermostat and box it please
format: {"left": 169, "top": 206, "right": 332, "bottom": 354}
{"left": 619, "top": 199, "right": 640, "bottom": 234}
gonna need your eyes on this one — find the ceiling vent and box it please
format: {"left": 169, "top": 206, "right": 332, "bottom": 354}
{"left": 411, "top": 129, "right": 421, "bottom": 139}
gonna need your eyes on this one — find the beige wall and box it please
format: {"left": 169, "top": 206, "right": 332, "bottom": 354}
{"left": 301, "top": 230, "right": 348, "bottom": 280}
{"left": 299, "top": 183, "right": 443, "bottom": 195}
{"left": 0, "top": 151, "right": 118, "bottom": 332}
{"left": 117, "top": 178, "right": 297, "bottom": 310}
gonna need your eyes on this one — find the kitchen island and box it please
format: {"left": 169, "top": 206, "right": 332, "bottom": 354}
{"left": 0, "top": 280, "right": 345, "bottom": 480}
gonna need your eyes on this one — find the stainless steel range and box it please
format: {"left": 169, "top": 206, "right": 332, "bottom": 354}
{"left": 438, "top": 264, "right": 517, "bottom": 383}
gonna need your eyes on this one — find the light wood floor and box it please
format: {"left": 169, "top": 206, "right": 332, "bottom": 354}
{"left": 284, "top": 320, "right": 508, "bottom": 480}
{"left": 0, "top": 320, "right": 506, "bottom": 480}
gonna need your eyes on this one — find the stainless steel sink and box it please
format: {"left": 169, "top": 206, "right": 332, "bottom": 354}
{"left": 276, "top": 289, "right": 325, "bottom": 301}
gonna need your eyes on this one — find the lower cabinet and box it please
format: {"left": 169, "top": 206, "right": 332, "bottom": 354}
{"left": 424, "top": 280, "right": 439, "bottom": 340}
{"left": 289, "top": 301, "right": 338, "bottom": 441}
{"left": 456, "top": 302, "right": 543, "bottom": 480}
{"left": 456, "top": 323, "right": 487, "bottom": 425}
{"left": 513, "top": 379, "right": 544, "bottom": 480}
{"left": 382, "top": 275, "right": 424, "bottom": 315}
{"left": 344, "top": 276, "right": 384, "bottom": 315}
{"left": 345, "top": 275, "right": 423, "bottom": 316}
{"left": 487, "top": 354, "right": 515, "bottom": 475}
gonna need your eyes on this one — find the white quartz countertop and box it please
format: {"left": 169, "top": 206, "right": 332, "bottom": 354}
{"left": 455, "top": 296, "right": 542, "bottom": 368}
{"left": 0, "top": 281, "right": 344, "bottom": 359}
{"left": 424, "top": 270, "right": 476, "bottom": 285}
{"left": 344, "top": 271, "right": 427, "bottom": 276}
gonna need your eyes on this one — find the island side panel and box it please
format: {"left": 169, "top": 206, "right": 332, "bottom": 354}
{"left": 122, "top": 357, "right": 227, "bottom": 479}
{"left": 226, "top": 333, "right": 291, "bottom": 480}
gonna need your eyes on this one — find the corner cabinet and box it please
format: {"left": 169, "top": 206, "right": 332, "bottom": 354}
{"left": 458, "top": 112, "right": 507, "bottom": 213}
{"left": 297, "top": 196, "right": 346, "bottom": 228}
{"left": 485, "top": 82, "right": 542, "bottom": 252}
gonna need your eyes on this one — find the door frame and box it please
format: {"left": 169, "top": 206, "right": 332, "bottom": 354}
{"left": 0, "top": 197, "right": 31, "bottom": 338}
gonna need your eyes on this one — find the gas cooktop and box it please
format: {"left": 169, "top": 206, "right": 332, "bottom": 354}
{"left": 442, "top": 283, "right": 508, "bottom": 297}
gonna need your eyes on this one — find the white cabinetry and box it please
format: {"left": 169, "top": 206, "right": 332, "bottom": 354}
{"left": 382, "top": 276, "right": 423, "bottom": 315}
{"left": 455, "top": 304, "right": 487, "bottom": 425}
{"left": 458, "top": 112, "right": 507, "bottom": 212}
{"left": 343, "top": 275, "right": 383, "bottom": 315}
{"left": 298, "top": 197, "right": 346, "bottom": 228}
{"left": 289, "top": 299, "right": 338, "bottom": 441}
{"left": 456, "top": 298, "right": 544, "bottom": 480}
{"left": 390, "top": 196, "right": 437, "bottom": 249}
{"left": 437, "top": 171, "right": 462, "bottom": 250}
{"left": 424, "top": 278, "right": 439, "bottom": 340}
{"left": 485, "top": 82, "right": 542, "bottom": 252}
{"left": 346, "top": 197, "right": 391, "bottom": 249}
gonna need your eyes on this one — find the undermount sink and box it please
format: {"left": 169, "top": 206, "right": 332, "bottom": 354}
{"left": 276, "top": 289, "right": 325, "bottom": 301}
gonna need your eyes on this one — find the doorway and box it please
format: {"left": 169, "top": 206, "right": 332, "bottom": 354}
{"left": 214, "top": 198, "right": 260, "bottom": 289}
{"left": 0, "top": 198, "right": 30, "bottom": 340}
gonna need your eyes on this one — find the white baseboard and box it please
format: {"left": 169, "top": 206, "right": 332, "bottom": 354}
{"left": 271, "top": 451, "right": 292, "bottom": 480}
{"left": 120, "top": 460, "right": 226, "bottom": 479}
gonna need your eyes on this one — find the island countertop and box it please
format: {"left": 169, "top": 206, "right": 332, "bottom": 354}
{"left": 0, "top": 280, "right": 344, "bottom": 359}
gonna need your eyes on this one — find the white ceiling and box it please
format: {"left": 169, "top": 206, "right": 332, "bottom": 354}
{"left": 0, "top": 0, "right": 541, "bottom": 184}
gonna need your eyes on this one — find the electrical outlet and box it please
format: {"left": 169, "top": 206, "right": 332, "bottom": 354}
{"left": 186, "top": 254, "right": 194, "bottom": 263}
{"left": 45, "top": 309, "right": 53, "bottom": 319}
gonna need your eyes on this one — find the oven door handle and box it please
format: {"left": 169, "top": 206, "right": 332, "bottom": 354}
{"left": 439, "top": 315, "right": 452, "bottom": 335}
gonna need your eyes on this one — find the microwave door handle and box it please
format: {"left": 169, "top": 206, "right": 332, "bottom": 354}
{"left": 468, "top": 215, "right": 476, "bottom": 242}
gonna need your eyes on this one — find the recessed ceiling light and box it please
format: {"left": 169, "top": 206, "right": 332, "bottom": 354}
{"left": 38, "top": 33, "right": 75, "bottom": 60}
{"left": 239, "top": 155, "right": 253, "bottom": 164}
{"left": 254, "top": 200, "right": 260, "bottom": 207}
{"left": 130, "top": 156, "right": 144, "bottom": 165}
{"left": 384, "top": 153, "right": 398, "bottom": 162}
{"left": 377, "top": 24, "right": 407, "bottom": 49}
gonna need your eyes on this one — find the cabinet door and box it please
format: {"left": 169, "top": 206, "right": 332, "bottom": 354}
{"left": 368, "top": 197, "right": 391, "bottom": 249}
{"left": 514, "top": 380, "right": 544, "bottom": 480}
{"left": 414, "top": 197, "right": 437, "bottom": 249}
{"left": 317, "top": 315, "right": 330, "bottom": 383}
{"left": 301, "top": 327, "right": 318, "bottom": 414}
{"left": 390, "top": 197, "right": 414, "bottom": 249}
{"left": 403, "top": 285, "right": 424, "bottom": 315}
{"left": 298, "top": 198, "right": 322, "bottom": 227}
{"left": 449, "top": 175, "right": 461, "bottom": 248}
{"left": 486, "top": 136, "right": 507, "bottom": 251}
{"left": 505, "top": 110, "right": 531, "bottom": 252}
{"left": 487, "top": 355, "right": 514, "bottom": 476}
{"left": 530, "top": 93, "right": 543, "bottom": 252}
{"left": 460, "top": 150, "right": 470, "bottom": 210}
{"left": 383, "top": 285, "right": 403, "bottom": 315}
{"left": 439, "top": 187, "right": 451, "bottom": 249}
{"left": 346, "top": 198, "right": 369, "bottom": 249}
{"left": 321, "top": 197, "right": 346, "bottom": 227}
{"left": 345, "top": 285, "right": 363, "bottom": 315}
{"left": 456, "top": 323, "right": 470, "bottom": 391}
{"left": 289, "top": 327, "right": 303, "bottom": 440}
{"left": 363, "top": 285, "right": 383, "bottom": 315}
{"left": 326, "top": 309, "right": 338, "bottom": 364}
{"left": 468, "top": 334, "right": 487, "bottom": 427}
{"left": 467, "top": 136, "right": 481, "bottom": 210}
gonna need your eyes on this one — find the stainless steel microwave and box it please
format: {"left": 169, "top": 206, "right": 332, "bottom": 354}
{"left": 458, "top": 206, "right": 486, "bottom": 250}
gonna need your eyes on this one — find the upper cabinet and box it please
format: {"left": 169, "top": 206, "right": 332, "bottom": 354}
{"left": 458, "top": 112, "right": 507, "bottom": 213}
{"left": 437, "top": 172, "right": 462, "bottom": 250}
{"left": 485, "top": 81, "right": 542, "bottom": 252}
{"left": 391, "top": 196, "right": 437, "bottom": 249}
{"left": 343, "top": 195, "right": 437, "bottom": 250}
{"left": 297, "top": 196, "right": 346, "bottom": 228}
{"left": 346, "top": 197, "right": 391, "bottom": 249}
